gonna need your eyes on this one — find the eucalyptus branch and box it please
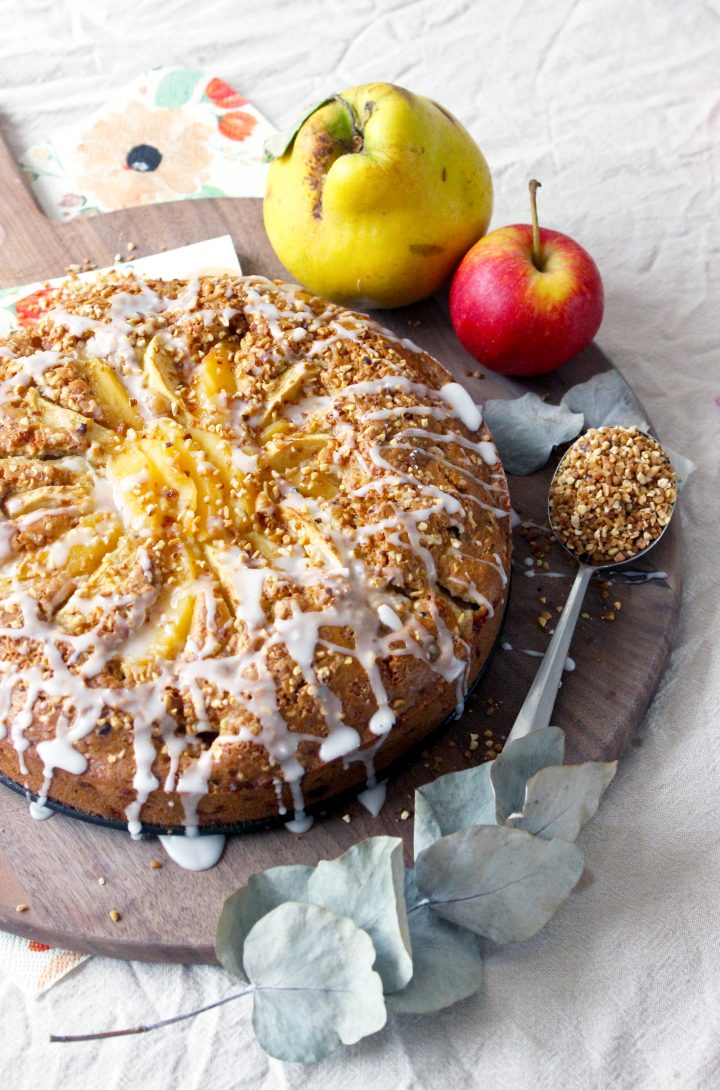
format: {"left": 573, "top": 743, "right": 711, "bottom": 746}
{"left": 50, "top": 987, "right": 253, "bottom": 1043}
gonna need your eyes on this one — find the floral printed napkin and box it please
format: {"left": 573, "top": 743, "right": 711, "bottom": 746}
{"left": 20, "top": 67, "right": 276, "bottom": 220}
{"left": 2, "top": 933, "right": 88, "bottom": 997}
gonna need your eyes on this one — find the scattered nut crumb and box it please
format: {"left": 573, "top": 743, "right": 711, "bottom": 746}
{"left": 341, "top": 814, "right": 351, "bottom": 823}
{"left": 109, "top": 909, "right": 122, "bottom": 923}
{"left": 400, "top": 810, "right": 410, "bottom": 820}
{"left": 15, "top": 903, "right": 28, "bottom": 913}
{"left": 97, "top": 876, "right": 107, "bottom": 886}
{"left": 150, "top": 859, "right": 162, "bottom": 869}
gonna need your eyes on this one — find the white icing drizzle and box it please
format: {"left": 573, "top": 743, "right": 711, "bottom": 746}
{"left": 285, "top": 812, "right": 314, "bottom": 834}
{"left": 502, "top": 642, "right": 575, "bottom": 672}
{"left": 273, "top": 778, "right": 287, "bottom": 815}
{"left": 0, "top": 350, "right": 64, "bottom": 405}
{"left": 616, "top": 569, "right": 668, "bottom": 584}
{"left": 28, "top": 797, "right": 54, "bottom": 820}
{"left": 357, "top": 780, "right": 387, "bottom": 817}
{"left": 0, "top": 273, "right": 510, "bottom": 839}
{"left": 397, "top": 427, "right": 498, "bottom": 467}
{"left": 158, "top": 832, "right": 226, "bottom": 870}
{"left": 438, "top": 382, "right": 483, "bottom": 431}
{"left": 378, "top": 604, "right": 403, "bottom": 631}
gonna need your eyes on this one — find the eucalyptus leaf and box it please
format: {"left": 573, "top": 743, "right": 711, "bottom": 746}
{"left": 560, "top": 370, "right": 650, "bottom": 431}
{"left": 491, "top": 726, "right": 565, "bottom": 824}
{"left": 244, "top": 902, "right": 386, "bottom": 1062}
{"left": 483, "top": 394, "right": 584, "bottom": 475}
{"left": 215, "top": 839, "right": 411, "bottom": 993}
{"left": 215, "top": 864, "right": 314, "bottom": 980}
{"left": 508, "top": 761, "right": 617, "bottom": 841}
{"left": 416, "top": 825, "right": 583, "bottom": 943}
{"left": 386, "top": 869, "right": 483, "bottom": 1015}
{"left": 414, "top": 762, "right": 496, "bottom": 858}
{"left": 307, "top": 837, "right": 412, "bottom": 993}
{"left": 263, "top": 97, "right": 335, "bottom": 162}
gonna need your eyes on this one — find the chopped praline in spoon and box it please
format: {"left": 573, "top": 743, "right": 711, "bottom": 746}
{"left": 549, "top": 426, "right": 676, "bottom": 566}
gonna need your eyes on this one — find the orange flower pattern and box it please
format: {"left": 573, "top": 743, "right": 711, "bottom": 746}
{"left": 15, "top": 287, "right": 59, "bottom": 327}
{"left": 218, "top": 111, "right": 258, "bottom": 141}
{"left": 206, "top": 77, "right": 248, "bottom": 108}
{"left": 20, "top": 67, "right": 275, "bottom": 220}
{"left": 74, "top": 100, "right": 213, "bottom": 211}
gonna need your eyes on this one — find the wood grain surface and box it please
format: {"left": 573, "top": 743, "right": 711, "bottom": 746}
{"left": 0, "top": 132, "right": 682, "bottom": 962}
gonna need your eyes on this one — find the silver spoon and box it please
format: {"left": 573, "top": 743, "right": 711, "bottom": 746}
{"left": 505, "top": 427, "right": 677, "bottom": 744}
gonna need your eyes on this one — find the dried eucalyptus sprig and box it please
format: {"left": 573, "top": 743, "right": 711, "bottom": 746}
{"left": 50, "top": 989, "right": 253, "bottom": 1042}
{"left": 51, "top": 728, "right": 617, "bottom": 1063}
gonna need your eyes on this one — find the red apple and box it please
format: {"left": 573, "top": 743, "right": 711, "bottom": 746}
{"left": 449, "top": 180, "right": 604, "bottom": 377}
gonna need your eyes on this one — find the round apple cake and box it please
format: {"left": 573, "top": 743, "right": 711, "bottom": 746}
{"left": 0, "top": 271, "right": 511, "bottom": 832}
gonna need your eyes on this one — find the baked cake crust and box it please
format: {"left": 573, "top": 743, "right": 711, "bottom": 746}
{"left": 0, "top": 272, "right": 511, "bottom": 831}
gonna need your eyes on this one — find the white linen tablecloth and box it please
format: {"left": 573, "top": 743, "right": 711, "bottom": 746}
{"left": 0, "top": 0, "right": 718, "bottom": 1086}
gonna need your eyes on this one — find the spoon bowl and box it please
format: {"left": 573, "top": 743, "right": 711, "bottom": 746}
{"left": 506, "top": 426, "right": 677, "bottom": 744}
{"left": 547, "top": 427, "right": 678, "bottom": 573}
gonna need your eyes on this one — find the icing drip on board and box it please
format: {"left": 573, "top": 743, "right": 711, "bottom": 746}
{"left": 502, "top": 642, "right": 576, "bottom": 672}
{"left": 0, "top": 273, "right": 510, "bottom": 837}
{"left": 357, "top": 780, "right": 388, "bottom": 817}
{"left": 28, "top": 796, "right": 54, "bottom": 820}
{"left": 158, "top": 833, "right": 226, "bottom": 871}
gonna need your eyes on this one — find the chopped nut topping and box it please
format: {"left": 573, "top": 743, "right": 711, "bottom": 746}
{"left": 550, "top": 427, "right": 676, "bottom": 564}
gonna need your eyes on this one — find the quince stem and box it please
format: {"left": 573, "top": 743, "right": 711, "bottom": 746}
{"left": 529, "top": 179, "right": 543, "bottom": 270}
{"left": 333, "top": 94, "right": 364, "bottom": 152}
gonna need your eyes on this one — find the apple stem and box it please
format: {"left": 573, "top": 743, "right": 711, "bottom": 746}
{"left": 529, "top": 179, "right": 543, "bottom": 270}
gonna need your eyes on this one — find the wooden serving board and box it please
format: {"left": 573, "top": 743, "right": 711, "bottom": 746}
{"left": 0, "top": 134, "right": 682, "bottom": 962}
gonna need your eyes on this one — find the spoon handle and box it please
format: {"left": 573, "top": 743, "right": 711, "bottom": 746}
{"left": 505, "top": 563, "right": 594, "bottom": 744}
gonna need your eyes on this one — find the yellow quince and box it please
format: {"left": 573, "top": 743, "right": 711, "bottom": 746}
{"left": 263, "top": 82, "right": 493, "bottom": 308}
